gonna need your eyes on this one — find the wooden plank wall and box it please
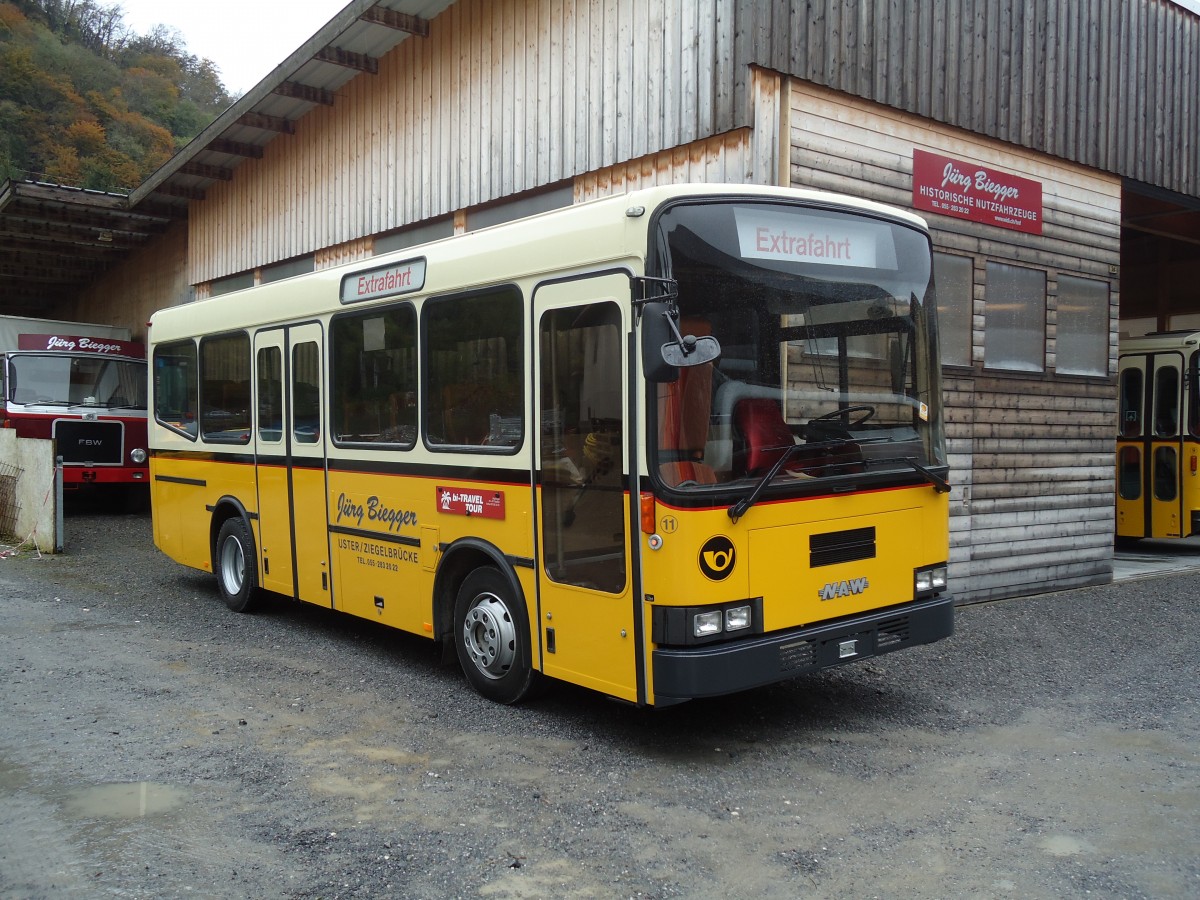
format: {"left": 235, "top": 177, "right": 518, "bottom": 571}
{"left": 574, "top": 129, "right": 755, "bottom": 200}
{"left": 190, "top": 0, "right": 744, "bottom": 284}
{"left": 785, "top": 80, "right": 1122, "bottom": 602}
{"left": 742, "top": 0, "right": 1199, "bottom": 200}
{"left": 72, "top": 221, "right": 190, "bottom": 341}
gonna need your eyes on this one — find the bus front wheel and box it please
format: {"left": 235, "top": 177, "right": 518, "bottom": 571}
{"left": 453, "top": 568, "right": 540, "bottom": 704}
{"left": 215, "top": 517, "right": 263, "bottom": 613}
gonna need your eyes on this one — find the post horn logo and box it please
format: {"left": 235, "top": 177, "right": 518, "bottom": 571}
{"left": 698, "top": 536, "right": 736, "bottom": 581}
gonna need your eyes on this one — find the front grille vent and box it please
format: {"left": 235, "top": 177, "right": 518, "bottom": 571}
{"left": 876, "top": 616, "right": 910, "bottom": 649}
{"left": 54, "top": 420, "right": 123, "bottom": 465}
{"left": 810, "top": 526, "right": 876, "bottom": 568}
{"left": 779, "top": 639, "right": 816, "bottom": 671}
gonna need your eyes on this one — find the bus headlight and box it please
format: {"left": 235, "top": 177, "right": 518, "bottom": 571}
{"left": 130, "top": 448, "right": 147, "bottom": 464}
{"left": 914, "top": 564, "right": 948, "bottom": 597}
{"left": 693, "top": 610, "right": 723, "bottom": 637}
{"left": 651, "top": 599, "right": 763, "bottom": 646}
{"left": 724, "top": 605, "right": 751, "bottom": 632}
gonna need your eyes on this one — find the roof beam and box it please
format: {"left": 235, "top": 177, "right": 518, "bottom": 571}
{"left": 273, "top": 81, "right": 336, "bottom": 106}
{"left": 359, "top": 6, "right": 430, "bottom": 36}
{"left": 0, "top": 230, "right": 140, "bottom": 255}
{"left": 152, "top": 183, "right": 207, "bottom": 202}
{"left": 179, "top": 162, "right": 234, "bottom": 182}
{"left": 235, "top": 112, "right": 296, "bottom": 134}
{"left": 315, "top": 46, "right": 379, "bottom": 74}
{"left": 207, "top": 138, "right": 264, "bottom": 159}
{"left": 0, "top": 263, "right": 103, "bottom": 282}
{"left": 0, "top": 222, "right": 143, "bottom": 250}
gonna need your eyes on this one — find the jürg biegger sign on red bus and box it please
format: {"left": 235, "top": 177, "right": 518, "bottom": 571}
{"left": 912, "top": 149, "right": 1043, "bottom": 235}
{"left": 17, "top": 333, "right": 145, "bottom": 357}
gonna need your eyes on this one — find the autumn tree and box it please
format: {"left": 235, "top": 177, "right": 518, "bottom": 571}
{"left": 0, "top": 0, "right": 233, "bottom": 189}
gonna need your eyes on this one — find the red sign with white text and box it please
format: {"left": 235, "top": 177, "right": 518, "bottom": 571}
{"left": 17, "top": 333, "right": 145, "bottom": 357}
{"left": 436, "top": 486, "right": 506, "bottom": 520}
{"left": 912, "top": 149, "right": 1043, "bottom": 235}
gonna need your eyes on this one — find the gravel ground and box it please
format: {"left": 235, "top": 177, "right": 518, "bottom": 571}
{"left": 0, "top": 502, "right": 1197, "bottom": 899}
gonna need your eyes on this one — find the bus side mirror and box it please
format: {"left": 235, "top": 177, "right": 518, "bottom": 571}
{"left": 641, "top": 302, "right": 721, "bottom": 382}
{"left": 642, "top": 302, "right": 679, "bottom": 383}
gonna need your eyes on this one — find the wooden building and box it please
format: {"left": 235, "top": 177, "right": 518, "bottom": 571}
{"left": 8, "top": 0, "right": 1198, "bottom": 602}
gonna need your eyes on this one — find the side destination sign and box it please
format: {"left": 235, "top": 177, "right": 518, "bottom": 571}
{"left": 341, "top": 257, "right": 427, "bottom": 304}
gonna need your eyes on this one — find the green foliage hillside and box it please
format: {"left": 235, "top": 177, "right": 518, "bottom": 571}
{"left": 0, "top": 0, "right": 234, "bottom": 191}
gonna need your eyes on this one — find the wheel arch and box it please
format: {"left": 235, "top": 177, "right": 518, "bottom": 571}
{"left": 433, "top": 538, "right": 531, "bottom": 663}
{"left": 208, "top": 495, "right": 255, "bottom": 569}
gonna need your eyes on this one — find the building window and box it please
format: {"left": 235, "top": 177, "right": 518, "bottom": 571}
{"left": 985, "top": 262, "right": 1046, "bottom": 372}
{"left": 261, "top": 255, "right": 314, "bottom": 284}
{"left": 1055, "top": 275, "right": 1109, "bottom": 376}
{"left": 934, "top": 252, "right": 972, "bottom": 367}
{"left": 466, "top": 184, "right": 574, "bottom": 232}
{"left": 375, "top": 217, "right": 454, "bottom": 255}
{"left": 423, "top": 286, "right": 524, "bottom": 450}
{"left": 210, "top": 272, "right": 255, "bottom": 296}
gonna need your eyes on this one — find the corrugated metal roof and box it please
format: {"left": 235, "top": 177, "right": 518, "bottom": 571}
{"left": 129, "top": 0, "right": 455, "bottom": 214}
{"left": 0, "top": 0, "right": 454, "bottom": 316}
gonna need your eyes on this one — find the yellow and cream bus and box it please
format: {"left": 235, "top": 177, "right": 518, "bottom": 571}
{"left": 149, "top": 183, "right": 953, "bottom": 706}
{"left": 1116, "top": 330, "right": 1200, "bottom": 540}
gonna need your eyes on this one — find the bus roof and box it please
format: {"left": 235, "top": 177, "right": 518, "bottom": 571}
{"left": 1119, "top": 330, "right": 1200, "bottom": 355}
{"left": 149, "top": 182, "right": 931, "bottom": 343}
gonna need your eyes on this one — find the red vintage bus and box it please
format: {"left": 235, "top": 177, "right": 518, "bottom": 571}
{"left": 2, "top": 321, "right": 149, "bottom": 499}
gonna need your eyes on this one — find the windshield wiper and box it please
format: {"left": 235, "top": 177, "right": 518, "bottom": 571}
{"left": 727, "top": 446, "right": 949, "bottom": 523}
{"left": 874, "top": 457, "right": 951, "bottom": 493}
{"left": 728, "top": 443, "right": 812, "bottom": 524}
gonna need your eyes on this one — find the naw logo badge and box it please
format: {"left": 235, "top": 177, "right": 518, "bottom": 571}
{"left": 818, "top": 577, "right": 869, "bottom": 601}
{"left": 698, "top": 536, "right": 736, "bottom": 581}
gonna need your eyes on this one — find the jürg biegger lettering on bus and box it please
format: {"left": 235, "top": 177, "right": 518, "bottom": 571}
{"left": 335, "top": 492, "right": 418, "bottom": 532}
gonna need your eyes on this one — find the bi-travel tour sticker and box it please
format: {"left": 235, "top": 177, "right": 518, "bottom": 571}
{"left": 698, "top": 536, "right": 736, "bottom": 581}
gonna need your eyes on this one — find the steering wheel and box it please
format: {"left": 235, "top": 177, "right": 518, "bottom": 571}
{"left": 809, "top": 405, "right": 875, "bottom": 428}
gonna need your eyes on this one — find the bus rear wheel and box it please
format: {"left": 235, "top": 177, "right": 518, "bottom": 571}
{"left": 454, "top": 567, "right": 540, "bottom": 704}
{"left": 215, "top": 517, "right": 263, "bottom": 613}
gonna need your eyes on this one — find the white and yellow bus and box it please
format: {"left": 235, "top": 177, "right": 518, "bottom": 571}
{"left": 149, "top": 183, "right": 953, "bottom": 706}
{"left": 1116, "top": 330, "right": 1200, "bottom": 540}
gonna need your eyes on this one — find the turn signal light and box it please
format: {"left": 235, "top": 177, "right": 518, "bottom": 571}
{"left": 640, "top": 492, "right": 656, "bottom": 534}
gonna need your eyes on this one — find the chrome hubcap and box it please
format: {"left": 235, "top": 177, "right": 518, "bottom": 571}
{"left": 219, "top": 535, "right": 245, "bottom": 596}
{"left": 461, "top": 592, "right": 516, "bottom": 680}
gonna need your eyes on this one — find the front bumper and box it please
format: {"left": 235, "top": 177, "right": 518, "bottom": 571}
{"left": 651, "top": 594, "right": 954, "bottom": 703}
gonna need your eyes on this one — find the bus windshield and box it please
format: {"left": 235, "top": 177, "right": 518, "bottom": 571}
{"left": 8, "top": 353, "right": 148, "bottom": 409}
{"left": 651, "top": 200, "right": 945, "bottom": 492}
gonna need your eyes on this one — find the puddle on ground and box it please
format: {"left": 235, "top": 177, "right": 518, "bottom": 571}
{"left": 64, "top": 782, "right": 188, "bottom": 819}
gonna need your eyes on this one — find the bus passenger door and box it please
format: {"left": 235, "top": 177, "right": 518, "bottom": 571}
{"left": 288, "top": 324, "right": 332, "bottom": 605}
{"left": 1119, "top": 351, "right": 1185, "bottom": 539}
{"left": 533, "top": 275, "right": 638, "bottom": 703}
{"left": 253, "top": 330, "right": 294, "bottom": 596}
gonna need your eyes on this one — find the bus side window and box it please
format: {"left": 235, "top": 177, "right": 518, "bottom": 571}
{"left": 1154, "top": 366, "right": 1179, "bottom": 436}
{"left": 424, "top": 287, "right": 524, "bottom": 450}
{"left": 154, "top": 340, "right": 199, "bottom": 439}
{"left": 256, "top": 346, "right": 283, "bottom": 443}
{"left": 1190, "top": 352, "right": 1200, "bottom": 437}
{"left": 1119, "top": 368, "right": 1143, "bottom": 437}
{"left": 330, "top": 306, "right": 417, "bottom": 446}
{"left": 292, "top": 342, "right": 321, "bottom": 444}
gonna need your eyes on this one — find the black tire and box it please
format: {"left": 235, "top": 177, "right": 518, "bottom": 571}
{"left": 214, "top": 517, "right": 262, "bottom": 613}
{"left": 453, "top": 567, "right": 540, "bottom": 704}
